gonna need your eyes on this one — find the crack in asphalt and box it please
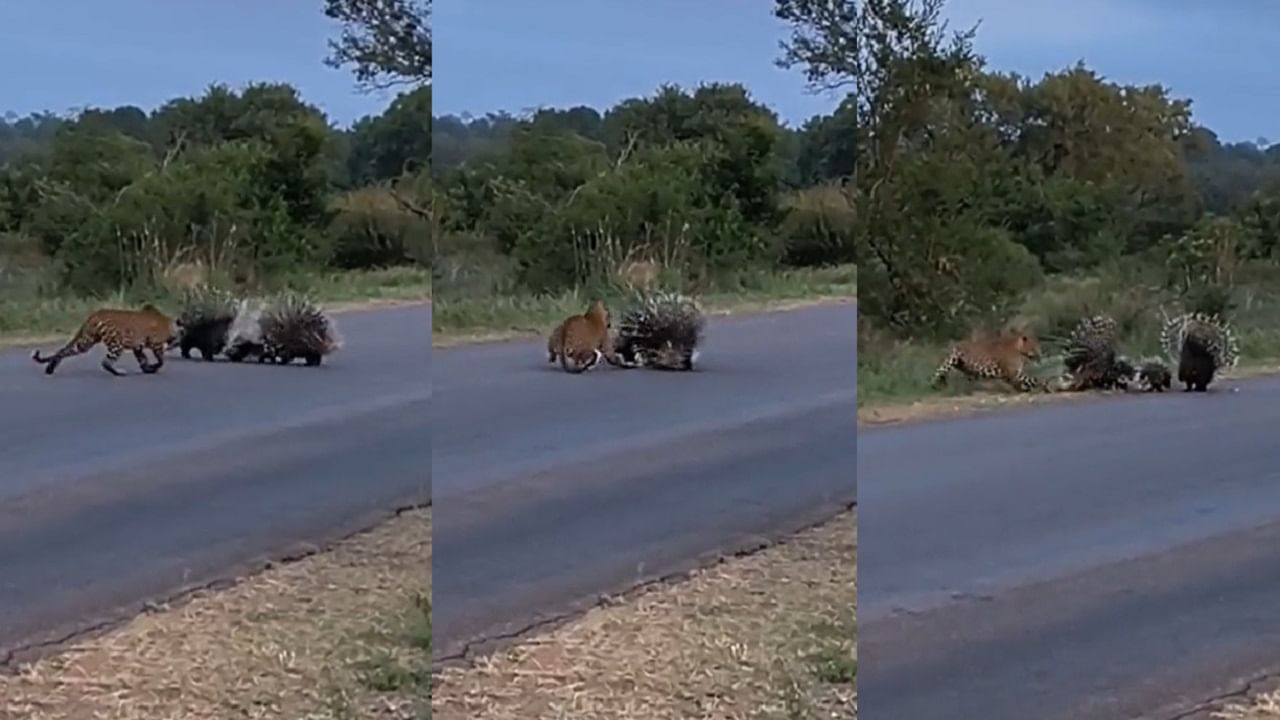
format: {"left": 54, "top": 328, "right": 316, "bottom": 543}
{"left": 432, "top": 499, "right": 857, "bottom": 673}
{"left": 0, "top": 500, "right": 431, "bottom": 674}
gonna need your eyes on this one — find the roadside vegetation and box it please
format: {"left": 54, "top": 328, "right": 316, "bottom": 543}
{"left": 432, "top": 5, "right": 856, "bottom": 719}
{"left": 0, "top": 508, "right": 431, "bottom": 720}
{"left": 850, "top": 0, "right": 1280, "bottom": 414}
{"left": 1, "top": 4, "right": 433, "bottom": 720}
{"left": 0, "top": 1, "right": 431, "bottom": 346}
{"left": 429, "top": 25, "right": 854, "bottom": 342}
{"left": 1217, "top": 688, "right": 1280, "bottom": 719}
{"left": 432, "top": 509, "right": 855, "bottom": 720}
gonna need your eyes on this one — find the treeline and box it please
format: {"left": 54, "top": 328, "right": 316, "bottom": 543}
{"left": 430, "top": 82, "right": 854, "bottom": 295}
{"left": 848, "top": 0, "right": 1280, "bottom": 336}
{"left": 0, "top": 83, "right": 430, "bottom": 295}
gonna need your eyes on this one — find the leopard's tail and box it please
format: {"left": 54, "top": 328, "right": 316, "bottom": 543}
{"left": 32, "top": 322, "right": 97, "bottom": 369}
{"left": 931, "top": 349, "right": 958, "bottom": 388}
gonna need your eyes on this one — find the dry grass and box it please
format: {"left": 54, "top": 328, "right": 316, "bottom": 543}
{"left": 0, "top": 507, "right": 431, "bottom": 720}
{"left": 432, "top": 509, "right": 856, "bottom": 720}
{"left": 1216, "top": 688, "right": 1280, "bottom": 719}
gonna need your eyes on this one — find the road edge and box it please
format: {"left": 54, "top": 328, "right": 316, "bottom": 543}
{"left": 430, "top": 497, "right": 857, "bottom": 673}
{"left": 431, "top": 296, "right": 855, "bottom": 349}
{"left": 0, "top": 499, "right": 432, "bottom": 673}
{"left": 858, "top": 365, "right": 1280, "bottom": 431}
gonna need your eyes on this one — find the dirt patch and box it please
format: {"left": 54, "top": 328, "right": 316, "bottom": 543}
{"left": 857, "top": 365, "right": 1280, "bottom": 429}
{"left": 1212, "top": 678, "right": 1280, "bottom": 720}
{"left": 1216, "top": 692, "right": 1280, "bottom": 719}
{"left": 0, "top": 508, "right": 431, "bottom": 720}
{"left": 432, "top": 509, "right": 856, "bottom": 720}
{"left": 323, "top": 298, "right": 431, "bottom": 315}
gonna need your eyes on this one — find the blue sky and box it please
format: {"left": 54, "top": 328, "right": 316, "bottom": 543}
{"left": 944, "top": 0, "right": 1280, "bottom": 143}
{"left": 432, "top": 0, "right": 842, "bottom": 127}
{"left": 0, "top": 0, "right": 390, "bottom": 127}
{"left": 0, "top": 1, "right": 1276, "bottom": 142}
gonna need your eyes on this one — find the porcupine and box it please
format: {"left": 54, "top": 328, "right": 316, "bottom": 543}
{"left": 255, "top": 291, "right": 343, "bottom": 366}
{"left": 1056, "top": 314, "right": 1171, "bottom": 392}
{"left": 172, "top": 286, "right": 239, "bottom": 361}
{"left": 612, "top": 289, "right": 705, "bottom": 371}
{"left": 222, "top": 298, "right": 267, "bottom": 363}
{"left": 1160, "top": 311, "right": 1240, "bottom": 392}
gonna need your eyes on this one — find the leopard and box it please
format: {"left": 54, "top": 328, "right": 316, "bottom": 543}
{"left": 931, "top": 327, "right": 1049, "bottom": 393}
{"left": 546, "top": 299, "right": 621, "bottom": 374}
{"left": 32, "top": 304, "right": 176, "bottom": 377}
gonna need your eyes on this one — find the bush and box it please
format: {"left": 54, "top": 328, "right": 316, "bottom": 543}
{"left": 778, "top": 184, "right": 853, "bottom": 266}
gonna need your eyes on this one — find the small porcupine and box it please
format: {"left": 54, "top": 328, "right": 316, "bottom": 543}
{"left": 1131, "top": 357, "right": 1173, "bottom": 392}
{"left": 256, "top": 291, "right": 343, "bottom": 366}
{"left": 613, "top": 289, "right": 705, "bottom": 371}
{"left": 1160, "top": 311, "right": 1240, "bottom": 392}
{"left": 173, "top": 286, "right": 239, "bottom": 361}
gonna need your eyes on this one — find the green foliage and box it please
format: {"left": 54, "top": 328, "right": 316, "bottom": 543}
{"left": 1164, "top": 215, "right": 1246, "bottom": 293}
{"left": 779, "top": 185, "right": 854, "bottom": 266}
{"left": 347, "top": 85, "right": 431, "bottom": 184}
{"left": 1, "top": 80, "right": 429, "bottom": 297}
{"left": 329, "top": 181, "right": 429, "bottom": 269}
{"left": 776, "top": 0, "right": 1278, "bottom": 338}
{"left": 433, "top": 82, "right": 813, "bottom": 293}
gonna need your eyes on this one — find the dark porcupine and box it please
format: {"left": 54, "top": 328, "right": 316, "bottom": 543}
{"left": 256, "top": 291, "right": 343, "bottom": 366}
{"left": 613, "top": 289, "right": 705, "bottom": 371}
{"left": 1057, "top": 314, "right": 1133, "bottom": 391}
{"left": 1160, "top": 311, "right": 1240, "bottom": 392}
{"left": 173, "top": 286, "right": 239, "bottom": 361}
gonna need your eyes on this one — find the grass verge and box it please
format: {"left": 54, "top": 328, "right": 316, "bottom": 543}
{"left": 0, "top": 507, "right": 431, "bottom": 720}
{"left": 0, "top": 266, "right": 432, "bottom": 348}
{"left": 858, "top": 266, "right": 1280, "bottom": 425}
{"left": 432, "top": 508, "right": 856, "bottom": 720}
{"left": 432, "top": 264, "right": 856, "bottom": 347}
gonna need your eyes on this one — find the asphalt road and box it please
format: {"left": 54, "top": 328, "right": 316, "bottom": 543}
{"left": 859, "top": 378, "right": 1280, "bottom": 720}
{"left": 0, "top": 303, "right": 431, "bottom": 662}
{"left": 431, "top": 301, "right": 857, "bottom": 662}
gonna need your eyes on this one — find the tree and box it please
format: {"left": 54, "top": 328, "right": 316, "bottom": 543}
{"left": 603, "top": 83, "right": 787, "bottom": 230}
{"left": 773, "top": 0, "right": 858, "bottom": 91}
{"left": 346, "top": 85, "right": 431, "bottom": 185}
{"left": 324, "top": 0, "right": 432, "bottom": 91}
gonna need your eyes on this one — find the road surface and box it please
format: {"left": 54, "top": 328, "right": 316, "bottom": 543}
{"left": 431, "top": 301, "right": 857, "bottom": 662}
{"left": 0, "top": 303, "right": 430, "bottom": 663}
{"left": 859, "top": 378, "right": 1280, "bottom": 720}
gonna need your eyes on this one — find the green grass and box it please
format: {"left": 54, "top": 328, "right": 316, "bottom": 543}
{"left": 0, "top": 266, "right": 431, "bottom": 346}
{"left": 858, "top": 265, "right": 1280, "bottom": 410}
{"left": 432, "top": 263, "right": 856, "bottom": 342}
{"left": 330, "top": 593, "right": 430, "bottom": 719}
{"left": 806, "top": 618, "right": 858, "bottom": 685}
